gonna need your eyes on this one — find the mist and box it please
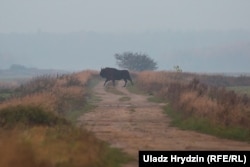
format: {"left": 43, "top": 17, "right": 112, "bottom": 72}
{"left": 1, "top": 0, "right": 250, "bottom": 73}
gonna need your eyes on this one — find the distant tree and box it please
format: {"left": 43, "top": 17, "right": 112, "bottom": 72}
{"left": 173, "top": 65, "right": 182, "bottom": 72}
{"left": 114, "top": 52, "right": 158, "bottom": 71}
{"left": 10, "top": 64, "right": 27, "bottom": 71}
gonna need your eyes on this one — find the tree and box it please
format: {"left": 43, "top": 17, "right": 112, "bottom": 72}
{"left": 114, "top": 52, "right": 158, "bottom": 71}
{"left": 173, "top": 65, "right": 182, "bottom": 72}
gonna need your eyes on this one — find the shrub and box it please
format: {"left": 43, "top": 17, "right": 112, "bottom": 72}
{"left": 0, "top": 105, "right": 68, "bottom": 128}
{"left": 0, "top": 87, "right": 14, "bottom": 102}
{"left": 16, "top": 75, "right": 57, "bottom": 97}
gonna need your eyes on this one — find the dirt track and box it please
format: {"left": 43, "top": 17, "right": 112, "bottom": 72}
{"left": 78, "top": 81, "right": 250, "bottom": 166}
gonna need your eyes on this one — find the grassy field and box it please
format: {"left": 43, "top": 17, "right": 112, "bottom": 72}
{"left": 1, "top": 70, "right": 250, "bottom": 166}
{"left": 0, "top": 89, "right": 13, "bottom": 102}
{"left": 227, "top": 86, "right": 250, "bottom": 96}
{"left": 0, "top": 71, "right": 132, "bottom": 167}
{"left": 133, "top": 71, "right": 250, "bottom": 142}
{"left": 164, "top": 105, "right": 250, "bottom": 141}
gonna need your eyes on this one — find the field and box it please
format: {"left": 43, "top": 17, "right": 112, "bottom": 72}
{"left": 1, "top": 70, "right": 250, "bottom": 167}
{"left": 0, "top": 71, "right": 131, "bottom": 167}
{"left": 227, "top": 86, "right": 250, "bottom": 96}
{"left": 134, "top": 71, "right": 250, "bottom": 141}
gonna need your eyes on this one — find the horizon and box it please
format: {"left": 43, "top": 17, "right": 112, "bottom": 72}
{"left": 1, "top": 30, "right": 250, "bottom": 73}
{"left": 1, "top": 63, "right": 250, "bottom": 77}
{"left": 1, "top": 1, "right": 250, "bottom": 73}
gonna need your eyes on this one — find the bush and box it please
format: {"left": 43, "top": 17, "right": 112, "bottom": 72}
{"left": 0, "top": 105, "right": 68, "bottom": 128}
{"left": 16, "top": 75, "right": 57, "bottom": 97}
{"left": 0, "top": 87, "right": 14, "bottom": 102}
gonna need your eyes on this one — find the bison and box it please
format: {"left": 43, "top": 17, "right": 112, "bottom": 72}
{"left": 100, "top": 67, "right": 133, "bottom": 87}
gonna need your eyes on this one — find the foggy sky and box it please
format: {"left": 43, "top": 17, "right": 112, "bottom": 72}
{"left": 1, "top": 0, "right": 250, "bottom": 73}
{"left": 1, "top": 0, "right": 250, "bottom": 33}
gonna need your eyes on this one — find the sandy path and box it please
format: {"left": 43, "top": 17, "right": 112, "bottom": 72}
{"left": 78, "top": 81, "right": 250, "bottom": 166}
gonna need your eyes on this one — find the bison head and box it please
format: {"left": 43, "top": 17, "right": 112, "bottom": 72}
{"left": 100, "top": 68, "right": 106, "bottom": 78}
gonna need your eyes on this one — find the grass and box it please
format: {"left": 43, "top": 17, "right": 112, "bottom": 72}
{"left": 0, "top": 92, "right": 12, "bottom": 98}
{"left": 0, "top": 71, "right": 133, "bottom": 167}
{"left": 119, "top": 96, "right": 131, "bottom": 102}
{"left": 85, "top": 76, "right": 103, "bottom": 105}
{"left": 64, "top": 104, "right": 96, "bottom": 124}
{"left": 128, "top": 107, "right": 136, "bottom": 113}
{"left": 126, "top": 80, "right": 165, "bottom": 104}
{"left": 126, "top": 82, "right": 147, "bottom": 95}
{"left": 0, "top": 88, "right": 14, "bottom": 102}
{"left": 164, "top": 105, "right": 250, "bottom": 142}
{"left": 64, "top": 76, "right": 101, "bottom": 124}
{"left": 105, "top": 86, "right": 125, "bottom": 95}
{"left": 0, "top": 105, "right": 68, "bottom": 128}
{"left": 0, "top": 126, "right": 132, "bottom": 167}
{"left": 86, "top": 74, "right": 101, "bottom": 89}
{"left": 147, "top": 96, "right": 165, "bottom": 103}
{"left": 99, "top": 144, "right": 134, "bottom": 167}
{"left": 135, "top": 71, "right": 250, "bottom": 142}
{"left": 227, "top": 86, "right": 250, "bottom": 96}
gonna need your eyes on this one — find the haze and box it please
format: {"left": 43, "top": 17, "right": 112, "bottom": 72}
{"left": 1, "top": 0, "right": 250, "bottom": 73}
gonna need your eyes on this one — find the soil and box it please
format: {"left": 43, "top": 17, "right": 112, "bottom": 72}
{"left": 78, "top": 81, "right": 250, "bottom": 167}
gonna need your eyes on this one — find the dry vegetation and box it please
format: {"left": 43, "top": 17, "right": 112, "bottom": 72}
{"left": 1, "top": 71, "right": 95, "bottom": 113}
{"left": 135, "top": 71, "right": 250, "bottom": 140}
{"left": 0, "top": 70, "right": 130, "bottom": 167}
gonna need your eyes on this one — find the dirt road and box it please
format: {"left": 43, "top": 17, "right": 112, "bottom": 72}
{"left": 78, "top": 81, "right": 250, "bottom": 166}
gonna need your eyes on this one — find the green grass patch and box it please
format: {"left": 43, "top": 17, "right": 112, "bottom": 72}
{"left": 0, "top": 92, "right": 12, "bottom": 98}
{"left": 227, "top": 86, "right": 250, "bottom": 96}
{"left": 87, "top": 75, "right": 101, "bottom": 89}
{"left": 127, "top": 83, "right": 165, "bottom": 103}
{"left": 65, "top": 103, "right": 97, "bottom": 124}
{"left": 105, "top": 86, "right": 125, "bottom": 95}
{"left": 126, "top": 83, "right": 147, "bottom": 95}
{"left": 147, "top": 96, "right": 166, "bottom": 103}
{"left": 101, "top": 144, "right": 134, "bottom": 167}
{"left": 164, "top": 105, "right": 250, "bottom": 142}
{"left": 119, "top": 96, "right": 131, "bottom": 102}
{"left": 0, "top": 88, "right": 14, "bottom": 101}
{"left": 64, "top": 77, "right": 100, "bottom": 124}
{"left": 86, "top": 76, "right": 102, "bottom": 104}
{"left": 128, "top": 107, "right": 136, "bottom": 113}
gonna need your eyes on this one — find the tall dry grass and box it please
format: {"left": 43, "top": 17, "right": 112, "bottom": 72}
{"left": 136, "top": 71, "right": 250, "bottom": 129}
{"left": 0, "top": 70, "right": 130, "bottom": 167}
{"left": 0, "top": 126, "right": 127, "bottom": 167}
{"left": 0, "top": 70, "right": 97, "bottom": 114}
{"left": 73, "top": 70, "right": 98, "bottom": 85}
{"left": 0, "top": 92, "right": 57, "bottom": 112}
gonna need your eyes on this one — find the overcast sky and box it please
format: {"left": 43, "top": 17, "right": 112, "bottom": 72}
{"left": 1, "top": 0, "right": 250, "bottom": 33}
{"left": 1, "top": 0, "right": 250, "bottom": 73}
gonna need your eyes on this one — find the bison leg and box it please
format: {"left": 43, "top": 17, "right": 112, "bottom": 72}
{"left": 104, "top": 79, "right": 110, "bottom": 86}
{"left": 123, "top": 79, "right": 127, "bottom": 87}
{"left": 112, "top": 80, "right": 115, "bottom": 86}
{"left": 129, "top": 78, "right": 133, "bottom": 85}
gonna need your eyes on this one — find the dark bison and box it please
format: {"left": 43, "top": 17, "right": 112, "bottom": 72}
{"left": 100, "top": 67, "right": 133, "bottom": 87}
